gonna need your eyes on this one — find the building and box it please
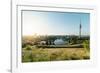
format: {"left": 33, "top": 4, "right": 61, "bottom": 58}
{"left": 54, "top": 38, "right": 67, "bottom": 45}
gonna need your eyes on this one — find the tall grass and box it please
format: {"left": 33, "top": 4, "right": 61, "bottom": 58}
{"left": 22, "top": 47, "right": 90, "bottom": 62}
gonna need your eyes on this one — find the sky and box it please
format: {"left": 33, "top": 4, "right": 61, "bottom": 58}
{"left": 22, "top": 10, "right": 90, "bottom": 36}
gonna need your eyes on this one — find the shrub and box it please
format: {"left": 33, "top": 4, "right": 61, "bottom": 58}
{"left": 29, "top": 53, "right": 34, "bottom": 62}
{"left": 83, "top": 52, "right": 90, "bottom": 59}
{"left": 22, "top": 42, "right": 27, "bottom": 48}
{"left": 70, "top": 53, "right": 81, "bottom": 60}
{"left": 25, "top": 45, "right": 32, "bottom": 50}
{"left": 83, "top": 40, "right": 90, "bottom": 52}
{"left": 83, "top": 55, "right": 90, "bottom": 59}
{"left": 22, "top": 52, "right": 33, "bottom": 62}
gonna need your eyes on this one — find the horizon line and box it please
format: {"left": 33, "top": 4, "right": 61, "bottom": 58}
{"left": 23, "top": 34, "right": 90, "bottom": 36}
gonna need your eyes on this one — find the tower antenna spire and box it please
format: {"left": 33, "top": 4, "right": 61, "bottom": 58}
{"left": 79, "top": 18, "right": 82, "bottom": 38}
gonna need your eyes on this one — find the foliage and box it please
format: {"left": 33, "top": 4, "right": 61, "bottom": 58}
{"left": 25, "top": 45, "right": 32, "bottom": 50}
{"left": 83, "top": 40, "right": 90, "bottom": 51}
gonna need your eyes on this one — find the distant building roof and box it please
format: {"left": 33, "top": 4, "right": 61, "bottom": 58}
{"left": 54, "top": 39, "right": 65, "bottom": 45}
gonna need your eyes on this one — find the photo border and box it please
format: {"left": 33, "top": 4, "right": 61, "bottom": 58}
{"left": 11, "top": 3, "right": 97, "bottom": 73}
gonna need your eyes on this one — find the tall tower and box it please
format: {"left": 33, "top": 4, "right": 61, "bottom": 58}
{"left": 79, "top": 19, "right": 82, "bottom": 38}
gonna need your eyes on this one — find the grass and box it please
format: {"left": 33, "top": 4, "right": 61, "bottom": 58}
{"left": 22, "top": 47, "right": 90, "bottom": 62}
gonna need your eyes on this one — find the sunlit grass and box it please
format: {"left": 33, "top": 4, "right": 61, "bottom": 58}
{"left": 22, "top": 47, "right": 90, "bottom": 62}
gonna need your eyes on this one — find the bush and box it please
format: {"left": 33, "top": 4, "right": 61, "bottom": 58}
{"left": 83, "top": 52, "right": 90, "bottom": 59}
{"left": 22, "top": 42, "right": 27, "bottom": 48}
{"left": 25, "top": 45, "right": 32, "bottom": 50}
{"left": 70, "top": 53, "right": 81, "bottom": 60}
{"left": 83, "top": 55, "right": 90, "bottom": 59}
{"left": 22, "top": 52, "right": 33, "bottom": 62}
{"left": 83, "top": 40, "right": 90, "bottom": 51}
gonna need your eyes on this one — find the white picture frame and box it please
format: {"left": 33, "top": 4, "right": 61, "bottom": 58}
{"left": 11, "top": 0, "right": 97, "bottom": 73}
